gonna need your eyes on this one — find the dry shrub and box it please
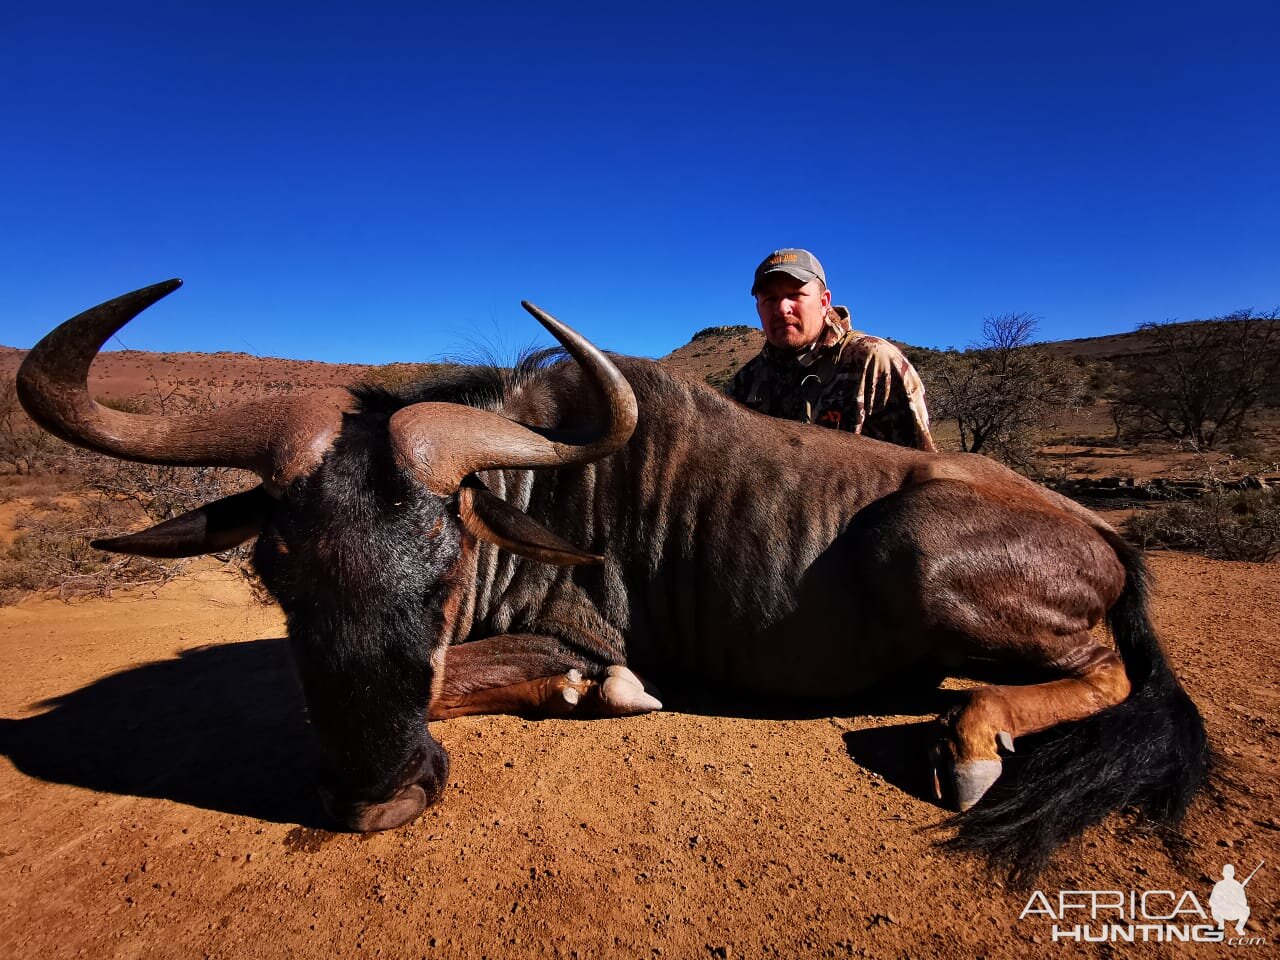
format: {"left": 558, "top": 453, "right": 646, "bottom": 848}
{"left": 1, "top": 473, "right": 264, "bottom": 604}
{"left": 1126, "top": 485, "right": 1280, "bottom": 562}
{"left": 1223, "top": 434, "right": 1270, "bottom": 461}
{"left": 1, "top": 386, "right": 267, "bottom": 604}
{"left": 0, "top": 376, "right": 61, "bottom": 476}
{"left": 1, "top": 505, "right": 183, "bottom": 603}
{"left": 1113, "top": 311, "right": 1280, "bottom": 448}
{"left": 918, "top": 313, "right": 1084, "bottom": 466}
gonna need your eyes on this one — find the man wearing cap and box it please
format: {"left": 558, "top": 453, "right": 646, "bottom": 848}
{"left": 730, "top": 249, "right": 937, "bottom": 451}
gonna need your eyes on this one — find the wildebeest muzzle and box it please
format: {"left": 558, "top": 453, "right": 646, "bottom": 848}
{"left": 319, "top": 738, "right": 450, "bottom": 833}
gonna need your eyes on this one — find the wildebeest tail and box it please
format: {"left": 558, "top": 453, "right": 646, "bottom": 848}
{"left": 947, "top": 532, "right": 1212, "bottom": 885}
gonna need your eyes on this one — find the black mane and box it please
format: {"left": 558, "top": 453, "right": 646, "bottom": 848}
{"left": 349, "top": 347, "right": 568, "bottom": 415}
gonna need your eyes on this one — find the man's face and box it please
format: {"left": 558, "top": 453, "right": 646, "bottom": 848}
{"left": 754, "top": 276, "right": 832, "bottom": 350}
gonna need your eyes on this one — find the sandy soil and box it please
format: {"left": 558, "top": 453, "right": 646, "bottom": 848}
{"left": 0, "top": 545, "right": 1276, "bottom": 959}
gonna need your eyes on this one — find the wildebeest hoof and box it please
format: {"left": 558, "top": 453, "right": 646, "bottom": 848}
{"left": 542, "top": 666, "right": 661, "bottom": 716}
{"left": 953, "top": 759, "right": 1002, "bottom": 811}
{"left": 600, "top": 664, "right": 662, "bottom": 714}
{"left": 930, "top": 739, "right": 1005, "bottom": 811}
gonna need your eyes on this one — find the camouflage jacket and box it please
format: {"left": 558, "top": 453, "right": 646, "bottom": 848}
{"left": 729, "top": 306, "right": 937, "bottom": 451}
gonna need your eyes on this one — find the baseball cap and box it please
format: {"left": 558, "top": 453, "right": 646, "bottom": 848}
{"left": 751, "top": 248, "right": 826, "bottom": 295}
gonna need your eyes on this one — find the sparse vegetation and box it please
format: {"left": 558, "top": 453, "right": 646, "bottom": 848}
{"left": 0, "top": 377, "right": 58, "bottom": 474}
{"left": 917, "top": 313, "right": 1085, "bottom": 465}
{"left": 360, "top": 362, "right": 455, "bottom": 391}
{"left": 1112, "top": 310, "right": 1280, "bottom": 448}
{"left": 0, "top": 381, "right": 264, "bottom": 604}
{"left": 1127, "top": 483, "right": 1280, "bottom": 562}
{"left": 691, "top": 324, "right": 756, "bottom": 342}
{"left": 1, "top": 503, "right": 183, "bottom": 603}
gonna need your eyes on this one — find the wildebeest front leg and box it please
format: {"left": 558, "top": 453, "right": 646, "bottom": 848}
{"left": 429, "top": 634, "right": 662, "bottom": 720}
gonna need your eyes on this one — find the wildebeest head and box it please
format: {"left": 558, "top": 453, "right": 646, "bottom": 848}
{"left": 17, "top": 280, "right": 637, "bottom": 831}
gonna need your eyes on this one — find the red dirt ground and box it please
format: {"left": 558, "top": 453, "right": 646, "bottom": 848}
{"left": 0, "top": 347, "right": 364, "bottom": 410}
{"left": 1, "top": 542, "right": 1276, "bottom": 959}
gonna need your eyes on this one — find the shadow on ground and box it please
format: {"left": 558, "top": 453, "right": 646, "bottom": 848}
{"left": 656, "top": 671, "right": 961, "bottom": 808}
{"left": 0, "top": 637, "right": 326, "bottom": 826}
{"left": 842, "top": 721, "right": 946, "bottom": 807}
{"left": 1, "top": 646, "right": 979, "bottom": 823}
{"left": 653, "top": 669, "right": 963, "bottom": 722}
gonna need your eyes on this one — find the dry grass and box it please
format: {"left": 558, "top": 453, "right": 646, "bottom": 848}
{"left": 1126, "top": 484, "right": 1280, "bottom": 562}
{"left": 0, "top": 385, "right": 266, "bottom": 604}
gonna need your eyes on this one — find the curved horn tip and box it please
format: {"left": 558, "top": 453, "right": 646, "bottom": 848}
{"left": 90, "top": 535, "right": 146, "bottom": 552}
{"left": 520, "top": 301, "right": 560, "bottom": 330}
{"left": 99, "top": 278, "right": 184, "bottom": 315}
{"left": 145, "top": 277, "right": 184, "bottom": 300}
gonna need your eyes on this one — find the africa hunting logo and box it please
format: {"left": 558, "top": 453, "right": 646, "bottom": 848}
{"left": 1018, "top": 860, "right": 1266, "bottom": 946}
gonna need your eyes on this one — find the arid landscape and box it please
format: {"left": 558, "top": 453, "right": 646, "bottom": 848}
{"left": 1, "top": 325, "right": 1277, "bottom": 958}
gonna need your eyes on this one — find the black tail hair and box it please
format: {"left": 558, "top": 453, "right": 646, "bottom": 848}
{"left": 947, "top": 533, "right": 1212, "bottom": 885}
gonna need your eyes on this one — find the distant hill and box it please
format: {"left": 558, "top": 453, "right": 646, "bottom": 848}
{"left": 0, "top": 347, "right": 451, "bottom": 409}
{"left": 660, "top": 325, "right": 764, "bottom": 389}
{"left": 3, "top": 317, "right": 1273, "bottom": 403}
{"left": 1038, "top": 327, "right": 1173, "bottom": 361}
{"left": 660, "top": 324, "right": 950, "bottom": 391}
{"left": 661, "top": 317, "right": 1280, "bottom": 393}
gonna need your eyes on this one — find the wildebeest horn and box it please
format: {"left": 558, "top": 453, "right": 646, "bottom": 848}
{"left": 16, "top": 280, "right": 345, "bottom": 495}
{"left": 387, "top": 301, "right": 638, "bottom": 496}
{"left": 91, "top": 486, "right": 278, "bottom": 557}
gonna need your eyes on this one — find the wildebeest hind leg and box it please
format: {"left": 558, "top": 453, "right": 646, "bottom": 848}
{"left": 932, "top": 640, "right": 1131, "bottom": 810}
{"left": 430, "top": 634, "right": 662, "bottom": 720}
{"left": 852, "top": 477, "right": 1131, "bottom": 812}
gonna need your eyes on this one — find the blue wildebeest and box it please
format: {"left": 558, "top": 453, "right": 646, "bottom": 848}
{"left": 17, "top": 280, "right": 1210, "bottom": 879}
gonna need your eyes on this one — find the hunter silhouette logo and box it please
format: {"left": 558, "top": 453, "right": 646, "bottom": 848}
{"left": 1209, "top": 861, "right": 1264, "bottom": 936}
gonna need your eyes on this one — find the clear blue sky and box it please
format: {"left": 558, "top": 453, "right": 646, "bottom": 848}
{"left": 3, "top": 2, "right": 1277, "bottom": 362}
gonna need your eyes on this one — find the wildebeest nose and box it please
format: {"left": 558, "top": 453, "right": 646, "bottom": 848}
{"left": 320, "top": 741, "right": 450, "bottom": 833}
{"left": 321, "top": 778, "right": 436, "bottom": 833}
{"left": 348, "top": 783, "right": 430, "bottom": 832}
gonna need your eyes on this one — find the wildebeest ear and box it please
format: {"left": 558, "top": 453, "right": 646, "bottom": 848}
{"left": 91, "top": 486, "right": 275, "bottom": 558}
{"left": 457, "top": 485, "right": 603, "bottom": 566}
